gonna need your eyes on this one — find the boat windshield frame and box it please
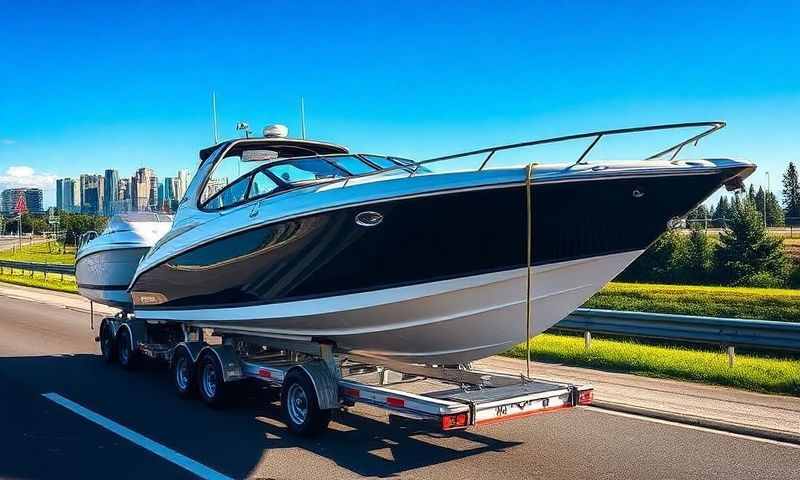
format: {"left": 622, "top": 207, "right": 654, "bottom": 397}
{"left": 198, "top": 153, "right": 410, "bottom": 211}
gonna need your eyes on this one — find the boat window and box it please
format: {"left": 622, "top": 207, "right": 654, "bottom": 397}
{"left": 200, "top": 153, "right": 264, "bottom": 204}
{"left": 248, "top": 171, "right": 280, "bottom": 199}
{"left": 330, "top": 155, "right": 377, "bottom": 175}
{"left": 267, "top": 158, "right": 345, "bottom": 185}
{"left": 203, "top": 175, "right": 251, "bottom": 209}
{"left": 361, "top": 155, "right": 397, "bottom": 169}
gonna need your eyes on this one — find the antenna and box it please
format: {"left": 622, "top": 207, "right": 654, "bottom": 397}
{"left": 300, "top": 97, "right": 307, "bottom": 139}
{"left": 211, "top": 91, "right": 220, "bottom": 144}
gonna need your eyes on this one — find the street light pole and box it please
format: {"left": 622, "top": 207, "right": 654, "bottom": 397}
{"left": 764, "top": 172, "right": 771, "bottom": 228}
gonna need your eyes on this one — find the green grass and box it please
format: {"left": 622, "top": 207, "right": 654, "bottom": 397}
{"left": 586, "top": 282, "right": 800, "bottom": 322}
{"left": 0, "top": 270, "right": 77, "bottom": 293}
{"left": 507, "top": 333, "right": 800, "bottom": 396}
{"left": 0, "top": 241, "right": 76, "bottom": 265}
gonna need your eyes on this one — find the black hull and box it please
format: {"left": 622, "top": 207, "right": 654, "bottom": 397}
{"left": 133, "top": 168, "right": 745, "bottom": 310}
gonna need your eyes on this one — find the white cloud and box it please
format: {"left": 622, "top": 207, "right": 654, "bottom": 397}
{"left": 0, "top": 139, "right": 16, "bottom": 145}
{"left": 0, "top": 165, "right": 56, "bottom": 192}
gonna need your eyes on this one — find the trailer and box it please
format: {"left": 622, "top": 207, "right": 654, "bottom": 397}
{"left": 97, "top": 313, "right": 593, "bottom": 436}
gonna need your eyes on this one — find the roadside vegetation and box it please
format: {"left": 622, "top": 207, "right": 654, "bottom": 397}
{"left": 585, "top": 282, "right": 800, "bottom": 322}
{"left": 508, "top": 333, "right": 800, "bottom": 396}
{"left": 0, "top": 241, "right": 76, "bottom": 265}
{"left": 0, "top": 270, "right": 77, "bottom": 294}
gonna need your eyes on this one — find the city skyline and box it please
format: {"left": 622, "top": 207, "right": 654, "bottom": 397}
{"left": 53, "top": 166, "right": 191, "bottom": 216}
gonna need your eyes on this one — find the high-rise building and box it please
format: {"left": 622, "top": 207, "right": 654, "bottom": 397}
{"left": 175, "top": 169, "right": 190, "bottom": 200}
{"left": 131, "top": 167, "right": 154, "bottom": 211}
{"left": 104, "top": 169, "right": 119, "bottom": 215}
{"left": 70, "top": 180, "right": 80, "bottom": 213}
{"left": 1, "top": 188, "right": 44, "bottom": 214}
{"left": 80, "top": 175, "right": 102, "bottom": 214}
{"left": 56, "top": 179, "right": 64, "bottom": 211}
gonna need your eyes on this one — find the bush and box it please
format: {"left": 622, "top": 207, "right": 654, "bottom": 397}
{"left": 739, "top": 272, "right": 786, "bottom": 288}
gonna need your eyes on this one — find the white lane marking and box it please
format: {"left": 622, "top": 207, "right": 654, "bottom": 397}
{"left": 42, "top": 393, "right": 233, "bottom": 480}
{"left": 585, "top": 406, "right": 800, "bottom": 449}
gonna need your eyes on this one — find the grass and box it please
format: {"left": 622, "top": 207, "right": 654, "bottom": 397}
{"left": 585, "top": 282, "right": 800, "bottom": 322}
{"left": 507, "top": 333, "right": 800, "bottom": 396}
{"left": 0, "top": 241, "right": 76, "bottom": 265}
{"left": 0, "top": 270, "right": 77, "bottom": 293}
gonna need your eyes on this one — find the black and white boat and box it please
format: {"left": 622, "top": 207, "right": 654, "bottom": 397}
{"left": 129, "top": 122, "right": 754, "bottom": 363}
{"left": 76, "top": 212, "right": 172, "bottom": 309}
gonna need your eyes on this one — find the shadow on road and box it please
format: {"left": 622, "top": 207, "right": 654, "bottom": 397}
{"left": 0, "top": 353, "right": 522, "bottom": 479}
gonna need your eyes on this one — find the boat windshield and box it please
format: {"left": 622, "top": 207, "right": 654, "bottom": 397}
{"left": 266, "top": 158, "right": 347, "bottom": 185}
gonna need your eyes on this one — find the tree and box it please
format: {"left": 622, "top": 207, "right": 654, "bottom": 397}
{"left": 686, "top": 229, "right": 715, "bottom": 283}
{"left": 782, "top": 162, "right": 800, "bottom": 221}
{"left": 715, "top": 196, "right": 788, "bottom": 285}
{"left": 713, "top": 196, "right": 731, "bottom": 227}
{"left": 686, "top": 204, "right": 710, "bottom": 230}
{"left": 765, "top": 191, "right": 785, "bottom": 227}
{"left": 620, "top": 228, "right": 689, "bottom": 283}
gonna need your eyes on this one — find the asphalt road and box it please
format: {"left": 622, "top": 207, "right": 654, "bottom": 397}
{"left": 1, "top": 297, "right": 798, "bottom": 479}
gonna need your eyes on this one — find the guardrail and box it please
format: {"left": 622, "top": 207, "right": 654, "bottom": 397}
{"left": 556, "top": 308, "right": 800, "bottom": 365}
{"left": 0, "top": 260, "right": 75, "bottom": 277}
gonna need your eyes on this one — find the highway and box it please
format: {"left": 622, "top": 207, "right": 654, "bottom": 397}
{"left": 1, "top": 296, "right": 798, "bottom": 479}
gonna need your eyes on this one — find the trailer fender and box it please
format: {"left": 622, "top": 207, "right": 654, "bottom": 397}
{"left": 172, "top": 341, "right": 207, "bottom": 367}
{"left": 290, "top": 361, "right": 339, "bottom": 410}
{"left": 200, "top": 345, "right": 243, "bottom": 383}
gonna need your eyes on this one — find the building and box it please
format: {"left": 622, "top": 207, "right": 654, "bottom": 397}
{"left": 131, "top": 168, "right": 154, "bottom": 211}
{"left": 1, "top": 188, "right": 44, "bottom": 214}
{"left": 80, "top": 175, "right": 102, "bottom": 214}
{"left": 56, "top": 179, "right": 64, "bottom": 211}
{"left": 104, "top": 169, "right": 119, "bottom": 215}
{"left": 175, "top": 169, "right": 190, "bottom": 200}
{"left": 69, "top": 180, "right": 80, "bottom": 213}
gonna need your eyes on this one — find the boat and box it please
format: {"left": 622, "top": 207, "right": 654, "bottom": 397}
{"left": 76, "top": 212, "right": 173, "bottom": 309}
{"left": 128, "top": 121, "right": 755, "bottom": 364}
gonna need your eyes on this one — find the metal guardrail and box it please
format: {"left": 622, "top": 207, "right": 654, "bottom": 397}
{"left": 0, "top": 259, "right": 75, "bottom": 276}
{"left": 556, "top": 308, "right": 800, "bottom": 353}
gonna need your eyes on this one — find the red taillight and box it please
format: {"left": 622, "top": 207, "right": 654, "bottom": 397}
{"left": 341, "top": 387, "right": 360, "bottom": 398}
{"left": 386, "top": 397, "right": 404, "bottom": 407}
{"left": 578, "top": 389, "right": 593, "bottom": 405}
{"left": 258, "top": 368, "right": 271, "bottom": 378}
{"left": 441, "top": 413, "right": 469, "bottom": 430}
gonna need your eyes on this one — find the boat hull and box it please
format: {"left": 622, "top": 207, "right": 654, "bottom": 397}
{"left": 76, "top": 247, "right": 149, "bottom": 309}
{"left": 135, "top": 250, "right": 642, "bottom": 363}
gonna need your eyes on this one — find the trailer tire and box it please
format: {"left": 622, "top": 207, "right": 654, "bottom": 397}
{"left": 280, "top": 370, "right": 331, "bottom": 436}
{"left": 99, "top": 322, "right": 116, "bottom": 363}
{"left": 172, "top": 348, "right": 196, "bottom": 398}
{"left": 116, "top": 327, "right": 138, "bottom": 370}
{"left": 197, "top": 351, "right": 229, "bottom": 407}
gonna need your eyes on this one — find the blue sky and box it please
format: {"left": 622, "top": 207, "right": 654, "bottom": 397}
{"left": 1, "top": 1, "right": 798, "bottom": 207}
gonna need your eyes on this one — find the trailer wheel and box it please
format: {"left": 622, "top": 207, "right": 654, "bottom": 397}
{"left": 172, "top": 348, "right": 196, "bottom": 398}
{"left": 99, "top": 322, "right": 116, "bottom": 363}
{"left": 116, "top": 327, "right": 138, "bottom": 369}
{"left": 280, "top": 370, "right": 331, "bottom": 436}
{"left": 197, "top": 351, "right": 229, "bottom": 407}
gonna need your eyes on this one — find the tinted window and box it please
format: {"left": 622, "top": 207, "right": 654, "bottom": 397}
{"left": 204, "top": 175, "right": 250, "bottom": 209}
{"left": 267, "top": 159, "right": 344, "bottom": 185}
{"left": 331, "top": 155, "right": 376, "bottom": 175}
{"left": 362, "top": 155, "right": 397, "bottom": 169}
{"left": 248, "top": 171, "right": 280, "bottom": 199}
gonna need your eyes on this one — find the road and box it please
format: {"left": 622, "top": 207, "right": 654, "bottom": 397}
{"left": 0, "top": 297, "right": 798, "bottom": 479}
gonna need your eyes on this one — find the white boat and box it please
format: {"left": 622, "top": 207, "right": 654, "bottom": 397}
{"left": 75, "top": 212, "right": 172, "bottom": 309}
{"left": 128, "top": 122, "right": 755, "bottom": 363}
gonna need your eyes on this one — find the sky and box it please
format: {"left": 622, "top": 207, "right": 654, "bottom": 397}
{"left": 1, "top": 1, "right": 799, "bottom": 207}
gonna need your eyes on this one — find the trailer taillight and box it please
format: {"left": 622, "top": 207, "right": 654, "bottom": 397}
{"left": 258, "top": 368, "right": 271, "bottom": 378}
{"left": 441, "top": 413, "right": 469, "bottom": 430}
{"left": 578, "top": 389, "right": 593, "bottom": 405}
{"left": 341, "top": 387, "right": 360, "bottom": 398}
{"left": 386, "top": 397, "right": 405, "bottom": 408}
